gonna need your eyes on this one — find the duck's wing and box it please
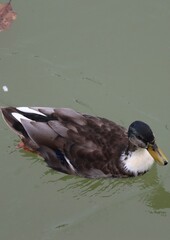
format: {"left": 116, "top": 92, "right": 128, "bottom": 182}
{"left": 1, "top": 107, "right": 128, "bottom": 177}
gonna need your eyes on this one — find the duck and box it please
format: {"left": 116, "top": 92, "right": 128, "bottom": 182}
{"left": 1, "top": 106, "right": 168, "bottom": 178}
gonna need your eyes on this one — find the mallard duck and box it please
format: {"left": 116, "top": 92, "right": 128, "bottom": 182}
{"left": 1, "top": 107, "right": 168, "bottom": 178}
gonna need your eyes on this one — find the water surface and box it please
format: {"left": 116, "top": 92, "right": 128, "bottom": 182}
{"left": 0, "top": 0, "right": 170, "bottom": 239}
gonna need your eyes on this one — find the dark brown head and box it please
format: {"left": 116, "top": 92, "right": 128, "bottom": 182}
{"left": 128, "top": 121, "right": 168, "bottom": 166}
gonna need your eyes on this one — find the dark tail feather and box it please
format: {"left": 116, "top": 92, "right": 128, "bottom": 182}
{"left": 1, "top": 107, "right": 28, "bottom": 137}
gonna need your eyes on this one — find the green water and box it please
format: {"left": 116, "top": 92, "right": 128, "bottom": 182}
{"left": 0, "top": 0, "right": 170, "bottom": 239}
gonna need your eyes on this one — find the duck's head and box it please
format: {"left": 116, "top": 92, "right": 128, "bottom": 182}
{"left": 128, "top": 121, "right": 168, "bottom": 166}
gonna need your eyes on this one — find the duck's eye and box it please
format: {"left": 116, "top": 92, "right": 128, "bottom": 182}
{"left": 136, "top": 135, "right": 144, "bottom": 141}
{"left": 136, "top": 135, "right": 148, "bottom": 148}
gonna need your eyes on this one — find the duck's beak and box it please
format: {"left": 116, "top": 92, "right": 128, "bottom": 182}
{"left": 147, "top": 143, "right": 168, "bottom": 166}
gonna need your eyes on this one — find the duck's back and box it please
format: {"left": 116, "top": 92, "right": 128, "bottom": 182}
{"left": 1, "top": 107, "right": 128, "bottom": 178}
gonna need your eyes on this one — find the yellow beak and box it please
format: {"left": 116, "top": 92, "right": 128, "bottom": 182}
{"left": 147, "top": 144, "right": 168, "bottom": 166}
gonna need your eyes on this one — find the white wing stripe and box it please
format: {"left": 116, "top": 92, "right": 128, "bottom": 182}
{"left": 64, "top": 156, "right": 76, "bottom": 172}
{"left": 17, "top": 107, "right": 46, "bottom": 116}
{"left": 12, "top": 113, "right": 31, "bottom": 123}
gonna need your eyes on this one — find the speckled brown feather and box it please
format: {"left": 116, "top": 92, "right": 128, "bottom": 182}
{"left": 1, "top": 107, "right": 132, "bottom": 178}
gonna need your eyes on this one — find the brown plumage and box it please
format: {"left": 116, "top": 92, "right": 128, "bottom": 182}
{"left": 1, "top": 107, "right": 168, "bottom": 178}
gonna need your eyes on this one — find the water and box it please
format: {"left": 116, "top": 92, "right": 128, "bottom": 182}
{"left": 0, "top": 0, "right": 170, "bottom": 239}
